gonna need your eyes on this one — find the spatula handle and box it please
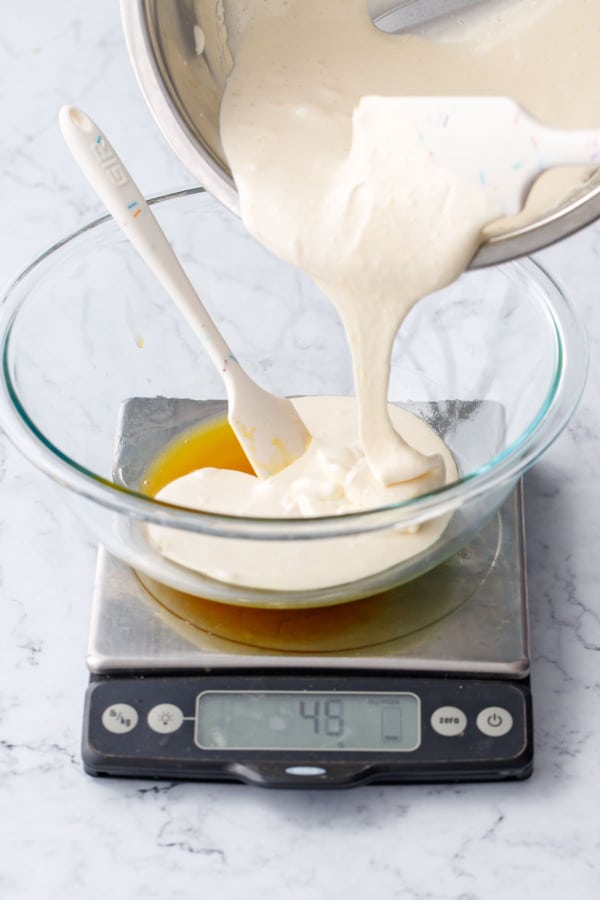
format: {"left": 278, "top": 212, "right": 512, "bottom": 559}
{"left": 59, "top": 106, "right": 235, "bottom": 378}
{"left": 534, "top": 123, "right": 600, "bottom": 170}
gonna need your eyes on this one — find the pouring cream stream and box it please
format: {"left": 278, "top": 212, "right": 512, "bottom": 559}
{"left": 218, "top": 0, "right": 599, "bottom": 486}
{"left": 148, "top": 0, "right": 600, "bottom": 590}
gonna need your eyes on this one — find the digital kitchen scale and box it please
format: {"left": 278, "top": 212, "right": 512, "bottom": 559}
{"left": 82, "top": 399, "right": 533, "bottom": 787}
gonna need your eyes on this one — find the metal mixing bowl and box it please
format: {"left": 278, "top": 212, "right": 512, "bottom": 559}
{"left": 121, "top": 0, "right": 600, "bottom": 267}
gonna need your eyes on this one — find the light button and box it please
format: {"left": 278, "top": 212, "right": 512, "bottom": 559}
{"left": 147, "top": 703, "right": 185, "bottom": 734}
{"left": 430, "top": 706, "right": 467, "bottom": 737}
{"left": 476, "top": 706, "right": 513, "bottom": 737}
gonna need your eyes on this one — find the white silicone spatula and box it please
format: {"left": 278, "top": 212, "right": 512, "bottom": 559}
{"left": 59, "top": 105, "right": 310, "bottom": 479}
{"left": 396, "top": 96, "right": 600, "bottom": 217}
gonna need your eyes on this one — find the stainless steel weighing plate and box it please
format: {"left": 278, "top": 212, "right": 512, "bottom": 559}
{"left": 87, "top": 487, "right": 527, "bottom": 675}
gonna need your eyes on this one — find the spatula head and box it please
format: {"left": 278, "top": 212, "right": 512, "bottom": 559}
{"left": 228, "top": 376, "right": 311, "bottom": 478}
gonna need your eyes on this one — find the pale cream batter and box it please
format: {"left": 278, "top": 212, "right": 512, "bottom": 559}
{"left": 149, "top": 0, "right": 600, "bottom": 591}
{"left": 149, "top": 397, "right": 457, "bottom": 591}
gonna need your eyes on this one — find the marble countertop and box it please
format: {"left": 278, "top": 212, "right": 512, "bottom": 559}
{"left": 1, "top": 3, "right": 600, "bottom": 898}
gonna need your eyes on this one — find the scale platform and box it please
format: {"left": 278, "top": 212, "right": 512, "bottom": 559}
{"left": 82, "top": 398, "right": 533, "bottom": 788}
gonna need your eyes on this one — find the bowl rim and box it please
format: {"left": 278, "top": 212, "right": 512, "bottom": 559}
{"left": 0, "top": 186, "right": 589, "bottom": 540}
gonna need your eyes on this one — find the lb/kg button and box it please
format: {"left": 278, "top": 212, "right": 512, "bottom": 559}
{"left": 476, "top": 706, "right": 513, "bottom": 737}
{"left": 101, "top": 703, "right": 138, "bottom": 734}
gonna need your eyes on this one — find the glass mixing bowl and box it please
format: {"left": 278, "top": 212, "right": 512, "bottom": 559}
{"left": 0, "top": 188, "right": 587, "bottom": 608}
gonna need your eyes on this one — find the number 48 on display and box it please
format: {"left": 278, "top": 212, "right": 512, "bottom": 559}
{"left": 299, "top": 698, "right": 344, "bottom": 736}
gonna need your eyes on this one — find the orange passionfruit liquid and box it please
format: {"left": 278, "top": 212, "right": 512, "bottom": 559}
{"left": 141, "top": 415, "right": 255, "bottom": 497}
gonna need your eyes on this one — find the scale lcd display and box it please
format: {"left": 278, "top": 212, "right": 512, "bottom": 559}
{"left": 195, "top": 691, "right": 420, "bottom": 751}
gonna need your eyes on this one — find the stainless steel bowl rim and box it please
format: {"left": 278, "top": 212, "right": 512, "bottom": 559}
{"left": 121, "top": 0, "right": 600, "bottom": 269}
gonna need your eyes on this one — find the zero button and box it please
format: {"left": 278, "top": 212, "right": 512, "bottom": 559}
{"left": 430, "top": 706, "right": 467, "bottom": 737}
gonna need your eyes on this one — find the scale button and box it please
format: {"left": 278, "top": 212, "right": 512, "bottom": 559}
{"left": 147, "top": 703, "right": 185, "bottom": 734}
{"left": 476, "top": 706, "right": 513, "bottom": 737}
{"left": 430, "top": 706, "right": 467, "bottom": 737}
{"left": 101, "top": 703, "right": 138, "bottom": 734}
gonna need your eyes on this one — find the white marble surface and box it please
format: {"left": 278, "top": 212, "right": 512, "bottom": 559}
{"left": 1, "top": 3, "right": 600, "bottom": 898}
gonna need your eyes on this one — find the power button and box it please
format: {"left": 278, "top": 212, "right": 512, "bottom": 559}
{"left": 476, "top": 706, "right": 513, "bottom": 737}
